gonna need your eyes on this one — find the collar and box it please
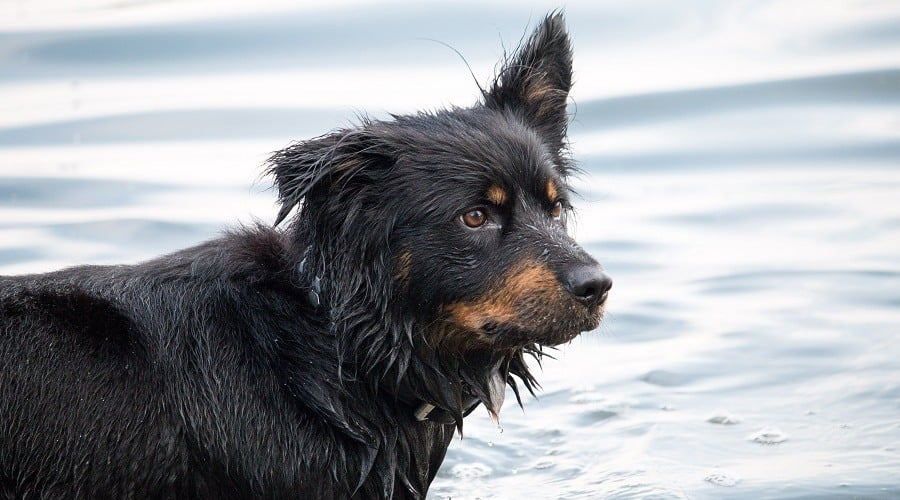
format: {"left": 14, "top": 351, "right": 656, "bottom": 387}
{"left": 397, "top": 391, "right": 480, "bottom": 425}
{"left": 295, "top": 255, "right": 322, "bottom": 308}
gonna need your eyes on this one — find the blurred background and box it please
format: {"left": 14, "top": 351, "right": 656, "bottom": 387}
{"left": 2, "top": 1, "right": 899, "bottom": 498}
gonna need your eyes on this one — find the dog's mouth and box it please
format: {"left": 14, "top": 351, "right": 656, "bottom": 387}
{"left": 440, "top": 295, "right": 605, "bottom": 352}
{"left": 479, "top": 301, "right": 604, "bottom": 347}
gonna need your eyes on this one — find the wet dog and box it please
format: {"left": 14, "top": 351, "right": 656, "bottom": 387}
{"left": 0, "top": 12, "right": 610, "bottom": 499}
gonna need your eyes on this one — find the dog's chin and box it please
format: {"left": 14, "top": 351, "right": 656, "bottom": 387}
{"left": 481, "top": 307, "right": 604, "bottom": 349}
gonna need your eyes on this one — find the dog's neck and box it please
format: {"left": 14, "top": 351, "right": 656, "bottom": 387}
{"left": 289, "top": 236, "right": 540, "bottom": 429}
{"left": 385, "top": 344, "right": 537, "bottom": 429}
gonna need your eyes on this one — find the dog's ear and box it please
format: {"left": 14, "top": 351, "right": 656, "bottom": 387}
{"left": 485, "top": 12, "right": 572, "bottom": 156}
{"left": 268, "top": 128, "right": 390, "bottom": 225}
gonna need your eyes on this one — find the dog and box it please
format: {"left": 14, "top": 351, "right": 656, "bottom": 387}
{"left": 0, "top": 12, "right": 610, "bottom": 499}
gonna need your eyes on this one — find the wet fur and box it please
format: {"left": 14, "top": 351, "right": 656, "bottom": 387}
{"left": 0, "top": 13, "right": 601, "bottom": 499}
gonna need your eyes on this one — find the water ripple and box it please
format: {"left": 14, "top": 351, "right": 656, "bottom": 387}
{"left": 575, "top": 68, "right": 900, "bottom": 130}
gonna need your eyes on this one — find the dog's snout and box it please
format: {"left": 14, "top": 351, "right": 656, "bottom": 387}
{"left": 563, "top": 265, "right": 612, "bottom": 306}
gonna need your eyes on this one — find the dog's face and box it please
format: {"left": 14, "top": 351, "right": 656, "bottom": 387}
{"left": 385, "top": 109, "right": 610, "bottom": 350}
{"left": 270, "top": 13, "right": 609, "bottom": 356}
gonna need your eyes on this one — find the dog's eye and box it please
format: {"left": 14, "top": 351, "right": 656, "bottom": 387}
{"left": 550, "top": 201, "right": 563, "bottom": 220}
{"left": 461, "top": 209, "right": 488, "bottom": 228}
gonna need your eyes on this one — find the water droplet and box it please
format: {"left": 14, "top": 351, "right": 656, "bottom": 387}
{"left": 707, "top": 411, "right": 740, "bottom": 425}
{"left": 705, "top": 471, "right": 740, "bottom": 487}
{"left": 748, "top": 427, "right": 788, "bottom": 444}
{"left": 450, "top": 463, "right": 492, "bottom": 479}
{"left": 641, "top": 369, "right": 689, "bottom": 387}
{"left": 534, "top": 460, "right": 555, "bottom": 470}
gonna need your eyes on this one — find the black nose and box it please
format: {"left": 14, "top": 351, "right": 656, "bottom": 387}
{"left": 563, "top": 265, "right": 612, "bottom": 306}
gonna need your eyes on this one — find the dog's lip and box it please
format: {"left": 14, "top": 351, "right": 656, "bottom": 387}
{"left": 543, "top": 321, "right": 598, "bottom": 346}
{"left": 479, "top": 309, "right": 604, "bottom": 348}
{"left": 448, "top": 295, "right": 607, "bottom": 348}
{"left": 549, "top": 304, "right": 605, "bottom": 343}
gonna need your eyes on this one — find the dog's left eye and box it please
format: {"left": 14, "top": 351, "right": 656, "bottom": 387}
{"left": 461, "top": 208, "right": 488, "bottom": 228}
{"left": 550, "top": 201, "right": 563, "bottom": 220}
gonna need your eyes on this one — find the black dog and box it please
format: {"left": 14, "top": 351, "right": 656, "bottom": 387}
{"left": 0, "top": 13, "right": 610, "bottom": 499}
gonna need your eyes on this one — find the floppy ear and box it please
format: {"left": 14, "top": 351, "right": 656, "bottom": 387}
{"left": 267, "top": 128, "right": 388, "bottom": 225}
{"left": 485, "top": 12, "right": 573, "bottom": 156}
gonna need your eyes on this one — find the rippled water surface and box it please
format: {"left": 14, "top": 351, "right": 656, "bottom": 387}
{"left": 2, "top": 1, "right": 899, "bottom": 498}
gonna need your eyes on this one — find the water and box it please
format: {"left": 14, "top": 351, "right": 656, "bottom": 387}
{"left": 2, "top": 1, "right": 899, "bottom": 498}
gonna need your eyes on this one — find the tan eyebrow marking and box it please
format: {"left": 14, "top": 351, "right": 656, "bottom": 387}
{"left": 485, "top": 185, "right": 508, "bottom": 206}
{"left": 546, "top": 180, "right": 559, "bottom": 202}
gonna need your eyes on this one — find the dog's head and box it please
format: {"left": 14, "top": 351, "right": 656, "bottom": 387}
{"left": 269, "top": 13, "right": 609, "bottom": 420}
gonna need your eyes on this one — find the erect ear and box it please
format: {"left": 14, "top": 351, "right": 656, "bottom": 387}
{"left": 485, "top": 12, "right": 573, "bottom": 155}
{"left": 267, "top": 127, "right": 390, "bottom": 225}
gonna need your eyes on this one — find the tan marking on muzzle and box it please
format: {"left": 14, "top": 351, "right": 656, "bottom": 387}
{"left": 444, "top": 261, "right": 561, "bottom": 332}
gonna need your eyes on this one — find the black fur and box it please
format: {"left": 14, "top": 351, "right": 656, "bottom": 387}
{"left": 0, "top": 13, "right": 609, "bottom": 499}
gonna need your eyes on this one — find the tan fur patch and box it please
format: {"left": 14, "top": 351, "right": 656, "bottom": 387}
{"left": 546, "top": 180, "right": 559, "bottom": 202}
{"left": 336, "top": 156, "right": 362, "bottom": 173}
{"left": 395, "top": 251, "right": 412, "bottom": 281}
{"left": 521, "top": 70, "right": 564, "bottom": 118}
{"left": 328, "top": 156, "right": 364, "bottom": 191}
{"left": 485, "top": 185, "right": 508, "bottom": 206}
{"left": 525, "top": 82, "right": 553, "bottom": 105}
{"left": 443, "top": 261, "right": 560, "bottom": 333}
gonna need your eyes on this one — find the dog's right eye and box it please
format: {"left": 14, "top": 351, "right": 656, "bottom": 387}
{"left": 461, "top": 209, "right": 488, "bottom": 228}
